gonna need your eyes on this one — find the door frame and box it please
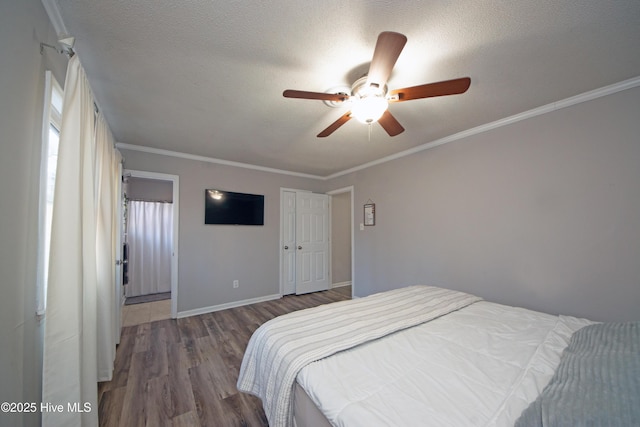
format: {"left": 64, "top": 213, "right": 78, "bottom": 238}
{"left": 279, "top": 186, "right": 355, "bottom": 298}
{"left": 326, "top": 186, "right": 355, "bottom": 298}
{"left": 123, "top": 169, "right": 180, "bottom": 318}
{"left": 115, "top": 162, "right": 123, "bottom": 342}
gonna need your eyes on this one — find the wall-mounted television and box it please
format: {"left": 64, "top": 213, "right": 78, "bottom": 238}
{"left": 205, "top": 189, "right": 264, "bottom": 225}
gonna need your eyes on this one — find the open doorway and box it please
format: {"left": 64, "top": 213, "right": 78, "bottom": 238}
{"left": 327, "top": 186, "right": 354, "bottom": 297}
{"left": 122, "top": 170, "right": 179, "bottom": 321}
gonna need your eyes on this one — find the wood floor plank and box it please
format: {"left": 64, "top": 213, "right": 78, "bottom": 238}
{"left": 166, "top": 342, "right": 198, "bottom": 417}
{"left": 195, "top": 341, "right": 238, "bottom": 400}
{"left": 177, "top": 315, "right": 209, "bottom": 341}
{"left": 110, "top": 332, "right": 136, "bottom": 388}
{"left": 145, "top": 326, "right": 169, "bottom": 379}
{"left": 145, "top": 375, "right": 173, "bottom": 427}
{"left": 133, "top": 323, "right": 152, "bottom": 353}
{"left": 189, "top": 362, "right": 241, "bottom": 426}
{"left": 152, "top": 318, "right": 182, "bottom": 344}
{"left": 182, "top": 337, "right": 206, "bottom": 368}
{"left": 118, "top": 351, "right": 150, "bottom": 426}
{"left": 98, "top": 386, "right": 126, "bottom": 427}
{"left": 221, "top": 392, "right": 269, "bottom": 427}
{"left": 218, "top": 334, "right": 247, "bottom": 378}
{"left": 99, "top": 287, "right": 351, "bottom": 426}
{"left": 171, "top": 411, "right": 199, "bottom": 427}
{"left": 199, "top": 313, "right": 227, "bottom": 347}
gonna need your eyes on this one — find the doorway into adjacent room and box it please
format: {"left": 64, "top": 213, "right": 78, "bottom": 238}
{"left": 122, "top": 170, "right": 179, "bottom": 322}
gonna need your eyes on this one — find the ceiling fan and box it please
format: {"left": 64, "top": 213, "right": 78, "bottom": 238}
{"left": 283, "top": 31, "right": 471, "bottom": 138}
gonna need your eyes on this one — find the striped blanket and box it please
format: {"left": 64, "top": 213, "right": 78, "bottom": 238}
{"left": 236, "top": 285, "right": 482, "bottom": 427}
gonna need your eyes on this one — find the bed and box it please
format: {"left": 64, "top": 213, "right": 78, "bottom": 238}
{"left": 236, "top": 285, "right": 639, "bottom": 427}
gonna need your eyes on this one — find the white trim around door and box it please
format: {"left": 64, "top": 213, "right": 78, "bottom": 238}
{"left": 279, "top": 186, "right": 354, "bottom": 298}
{"left": 326, "top": 186, "right": 354, "bottom": 298}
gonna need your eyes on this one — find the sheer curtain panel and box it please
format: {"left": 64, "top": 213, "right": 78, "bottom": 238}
{"left": 42, "top": 55, "right": 121, "bottom": 427}
{"left": 127, "top": 200, "right": 173, "bottom": 297}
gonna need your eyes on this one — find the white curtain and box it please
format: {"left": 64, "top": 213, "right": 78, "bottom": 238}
{"left": 127, "top": 200, "right": 173, "bottom": 297}
{"left": 42, "top": 55, "right": 121, "bottom": 427}
{"left": 94, "top": 113, "right": 121, "bottom": 379}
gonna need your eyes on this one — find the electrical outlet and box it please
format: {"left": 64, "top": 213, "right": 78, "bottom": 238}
{"left": 233, "top": 280, "right": 239, "bottom": 288}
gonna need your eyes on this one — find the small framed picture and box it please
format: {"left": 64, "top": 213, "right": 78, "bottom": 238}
{"left": 364, "top": 203, "right": 375, "bottom": 226}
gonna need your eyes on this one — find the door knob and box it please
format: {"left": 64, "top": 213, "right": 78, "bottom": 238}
{"left": 298, "top": 246, "right": 302, "bottom": 250}
{"left": 284, "top": 245, "right": 289, "bottom": 250}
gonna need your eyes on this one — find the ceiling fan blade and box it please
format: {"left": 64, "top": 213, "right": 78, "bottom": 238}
{"left": 378, "top": 110, "right": 405, "bottom": 136}
{"left": 283, "top": 89, "right": 348, "bottom": 102}
{"left": 317, "top": 112, "right": 352, "bottom": 137}
{"left": 366, "top": 32, "right": 407, "bottom": 89}
{"left": 389, "top": 77, "right": 471, "bottom": 102}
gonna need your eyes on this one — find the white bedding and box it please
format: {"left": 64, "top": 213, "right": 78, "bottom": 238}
{"left": 237, "top": 286, "right": 481, "bottom": 427}
{"left": 297, "top": 301, "right": 593, "bottom": 427}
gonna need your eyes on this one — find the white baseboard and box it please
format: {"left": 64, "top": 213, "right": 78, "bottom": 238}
{"left": 176, "top": 293, "right": 281, "bottom": 319}
{"left": 331, "top": 281, "right": 352, "bottom": 289}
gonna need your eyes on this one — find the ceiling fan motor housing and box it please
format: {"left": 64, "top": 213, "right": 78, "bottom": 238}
{"left": 351, "top": 76, "right": 388, "bottom": 98}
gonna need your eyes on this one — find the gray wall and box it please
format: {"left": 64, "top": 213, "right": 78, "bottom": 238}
{"left": 120, "top": 150, "right": 325, "bottom": 313}
{"left": 327, "top": 85, "right": 640, "bottom": 322}
{"left": 123, "top": 84, "right": 640, "bottom": 322}
{"left": 0, "top": 2, "right": 68, "bottom": 426}
{"left": 126, "top": 176, "right": 174, "bottom": 202}
{"left": 331, "top": 192, "right": 352, "bottom": 285}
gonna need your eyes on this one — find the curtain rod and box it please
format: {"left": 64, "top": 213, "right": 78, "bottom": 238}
{"left": 39, "top": 42, "right": 75, "bottom": 58}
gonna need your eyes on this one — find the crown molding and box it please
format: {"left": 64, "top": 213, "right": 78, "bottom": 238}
{"left": 115, "top": 143, "right": 325, "bottom": 180}
{"left": 326, "top": 75, "right": 640, "bottom": 179}
{"left": 41, "top": 0, "right": 70, "bottom": 37}
{"left": 118, "top": 76, "right": 640, "bottom": 181}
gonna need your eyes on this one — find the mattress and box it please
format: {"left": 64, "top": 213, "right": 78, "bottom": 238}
{"left": 295, "top": 301, "right": 593, "bottom": 427}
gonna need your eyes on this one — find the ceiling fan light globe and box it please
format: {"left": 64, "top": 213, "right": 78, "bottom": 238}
{"left": 351, "top": 96, "right": 388, "bottom": 124}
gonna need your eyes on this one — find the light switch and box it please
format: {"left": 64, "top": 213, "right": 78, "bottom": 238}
{"left": 359, "top": 223, "right": 365, "bottom": 231}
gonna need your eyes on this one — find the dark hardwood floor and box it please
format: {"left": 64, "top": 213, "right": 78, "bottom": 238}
{"left": 98, "top": 286, "right": 352, "bottom": 427}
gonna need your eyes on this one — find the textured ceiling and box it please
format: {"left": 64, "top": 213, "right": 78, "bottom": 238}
{"left": 52, "top": 0, "right": 640, "bottom": 176}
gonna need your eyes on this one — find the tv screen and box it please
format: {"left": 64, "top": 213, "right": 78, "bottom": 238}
{"left": 205, "top": 189, "right": 264, "bottom": 225}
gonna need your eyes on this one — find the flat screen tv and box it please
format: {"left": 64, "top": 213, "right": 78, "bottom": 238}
{"left": 205, "top": 189, "right": 264, "bottom": 225}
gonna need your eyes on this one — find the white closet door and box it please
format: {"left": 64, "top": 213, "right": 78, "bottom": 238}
{"left": 295, "top": 192, "right": 329, "bottom": 295}
{"left": 281, "top": 191, "right": 297, "bottom": 295}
